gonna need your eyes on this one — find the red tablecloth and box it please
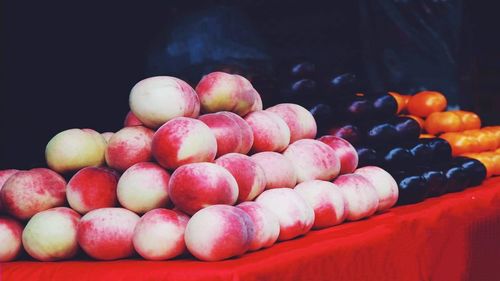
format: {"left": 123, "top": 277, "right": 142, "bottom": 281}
{"left": 2, "top": 177, "right": 500, "bottom": 281}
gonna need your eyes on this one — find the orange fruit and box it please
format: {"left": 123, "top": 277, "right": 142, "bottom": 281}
{"left": 402, "top": 115, "right": 425, "bottom": 129}
{"left": 463, "top": 130, "right": 498, "bottom": 152}
{"left": 419, "top": 134, "right": 435, "bottom": 139}
{"left": 496, "top": 148, "right": 500, "bottom": 153}
{"left": 388, "top": 92, "right": 406, "bottom": 114}
{"left": 482, "top": 152, "right": 500, "bottom": 176}
{"left": 424, "top": 112, "right": 463, "bottom": 135}
{"left": 440, "top": 132, "right": 472, "bottom": 156}
{"left": 407, "top": 91, "right": 447, "bottom": 117}
{"left": 450, "top": 111, "right": 481, "bottom": 130}
{"left": 482, "top": 126, "right": 500, "bottom": 148}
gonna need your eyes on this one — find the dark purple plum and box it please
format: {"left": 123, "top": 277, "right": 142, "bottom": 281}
{"left": 380, "top": 147, "right": 412, "bottom": 169}
{"left": 371, "top": 93, "right": 398, "bottom": 118}
{"left": 451, "top": 157, "right": 487, "bottom": 187}
{"left": 365, "top": 123, "right": 398, "bottom": 145}
{"left": 422, "top": 170, "right": 447, "bottom": 197}
{"left": 443, "top": 166, "right": 469, "bottom": 193}
{"left": 393, "top": 117, "right": 421, "bottom": 143}
{"left": 290, "top": 62, "right": 316, "bottom": 78}
{"left": 408, "top": 141, "right": 433, "bottom": 165}
{"left": 355, "top": 146, "right": 378, "bottom": 168}
{"left": 327, "top": 124, "right": 362, "bottom": 145}
{"left": 393, "top": 172, "right": 428, "bottom": 205}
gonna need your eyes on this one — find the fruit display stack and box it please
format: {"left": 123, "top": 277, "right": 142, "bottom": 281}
{"left": 0, "top": 71, "right": 401, "bottom": 263}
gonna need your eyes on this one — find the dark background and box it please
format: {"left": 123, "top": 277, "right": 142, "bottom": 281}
{"left": 1, "top": 0, "right": 499, "bottom": 169}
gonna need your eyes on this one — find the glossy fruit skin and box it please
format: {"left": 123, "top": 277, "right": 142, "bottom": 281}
{"left": 365, "top": 123, "right": 398, "bottom": 145}
{"left": 335, "top": 97, "right": 373, "bottom": 121}
{"left": 402, "top": 115, "right": 425, "bottom": 130}
{"left": 328, "top": 73, "right": 357, "bottom": 93}
{"left": 439, "top": 133, "right": 475, "bottom": 157}
{"left": 422, "top": 170, "right": 447, "bottom": 197}
{"left": 388, "top": 92, "right": 406, "bottom": 114}
{"left": 451, "top": 157, "right": 487, "bottom": 187}
{"left": 371, "top": 93, "right": 398, "bottom": 118}
{"left": 451, "top": 111, "right": 481, "bottom": 130}
{"left": 407, "top": 91, "right": 447, "bottom": 117}
{"left": 408, "top": 141, "right": 433, "bottom": 165}
{"left": 355, "top": 147, "right": 378, "bottom": 168}
{"left": 290, "top": 62, "right": 316, "bottom": 79}
{"left": 424, "top": 112, "right": 463, "bottom": 135}
{"left": 425, "top": 138, "right": 452, "bottom": 164}
{"left": 443, "top": 166, "right": 469, "bottom": 193}
{"left": 309, "top": 103, "right": 333, "bottom": 133}
{"left": 380, "top": 147, "right": 412, "bottom": 170}
{"left": 394, "top": 172, "right": 428, "bottom": 205}
{"left": 291, "top": 79, "right": 317, "bottom": 95}
{"left": 393, "top": 117, "right": 421, "bottom": 143}
{"left": 327, "top": 124, "right": 362, "bottom": 145}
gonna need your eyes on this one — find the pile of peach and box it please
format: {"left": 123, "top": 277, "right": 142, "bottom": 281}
{"left": 390, "top": 91, "right": 500, "bottom": 177}
{"left": 0, "top": 72, "right": 400, "bottom": 262}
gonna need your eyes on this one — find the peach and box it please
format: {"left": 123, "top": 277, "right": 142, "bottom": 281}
{"left": 101, "top": 132, "right": 114, "bottom": 143}
{"left": 236, "top": 201, "right": 279, "bottom": 251}
{"left": 133, "top": 208, "right": 189, "bottom": 260}
{"left": 250, "top": 152, "right": 297, "bottom": 189}
{"left": 199, "top": 113, "right": 242, "bottom": 157}
{"left": 244, "top": 111, "right": 290, "bottom": 152}
{"left": 319, "top": 135, "right": 359, "bottom": 174}
{"left": 283, "top": 139, "right": 340, "bottom": 183}
{"left": 168, "top": 163, "right": 238, "bottom": 215}
{"left": 294, "top": 180, "right": 346, "bottom": 229}
{"left": 0, "top": 169, "right": 20, "bottom": 212}
{"left": 1, "top": 169, "right": 66, "bottom": 220}
{"left": 333, "top": 174, "right": 379, "bottom": 221}
{"left": 77, "top": 207, "right": 140, "bottom": 260}
{"left": 266, "top": 103, "right": 317, "bottom": 143}
{"left": 195, "top": 72, "right": 255, "bottom": 116}
{"left": 66, "top": 167, "right": 119, "bottom": 214}
{"left": 249, "top": 89, "right": 263, "bottom": 112}
{"left": 354, "top": 166, "right": 399, "bottom": 211}
{"left": 22, "top": 207, "right": 80, "bottom": 261}
{"left": 215, "top": 153, "right": 266, "bottom": 202}
{"left": 184, "top": 205, "right": 253, "bottom": 261}
{"left": 129, "top": 76, "right": 200, "bottom": 128}
{"left": 152, "top": 117, "right": 217, "bottom": 170}
{"left": 117, "top": 162, "right": 170, "bottom": 214}
{"left": 255, "top": 188, "right": 314, "bottom": 241}
{"left": 0, "top": 216, "right": 23, "bottom": 262}
{"left": 105, "top": 126, "right": 154, "bottom": 171}
{"left": 218, "top": 111, "right": 254, "bottom": 154}
{"left": 46, "top": 128, "right": 106, "bottom": 173}
{"left": 123, "top": 110, "right": 143, "bottom": 127}
{"left": 235, "top": 74, "right": 263, "bottom": 113}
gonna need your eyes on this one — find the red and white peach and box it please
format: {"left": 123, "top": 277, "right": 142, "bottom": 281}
{"left": 250, "top": 152, "right": 297, "bottom": 189}
{"left": 77, "top": 208, "right": 140, "bottom": 260}
{"left": 266, "top": 103, "right": 317, "bottom": 143}
{"left": 255, "top": 188, "right": 314, "bottom": 241}
{"left": 105, "top": 126, "right": 154, "bottom": 171}
{"left": 294, "top": 180, "right": 346, "bottom": 229}
{"left": 152, "top": 117, "right": 217, "bottom": 170}
{"left": 184, "top": 205, "right": 254, "bottom": 261}
{"left": 66, "top": 167, "right": 119, "bottom": 214}
{"left": 129, "top": 76, "right": 200, "bottom": 128}
{"left": 1, "top": 169, "right": 66, "bottom": 220}
{"left": 22, "top": 207, "right": 80, "bottom": 261}
{"left": 0, "top": 169, "right": 19, "bottom": 212}
{"left": 123, "top": 110, "right": 143, "bottom": 127}
{"left": 319, "top": 135, "right": 359, "bottom": 174}
{"left": 168, "top": 163, "right": 238, "bottom": 215}
{"left": 244, "top": 111, "right": 290, "bottom": 152}
{"left": 117, "top": 162, "right": 170, "bottom": 214}
{"left": 199, "top": 113, "right": 242, "bottom": 157}
{"left": 236, "top": 201, "right": 279, "bottom": 251}
{"left": 354, "top": 166, "right": 399, "bottom": 211}
{"left": 133, "top": 208, "right": 189, "bottom": 260}
{"left": 283, "top": 139, "right": 340, "bottom": 183}
{"left": 218, "top": 111, "right": 254, "bottom": 154}
{"left": 215, "top": 153, "right": 266, "bottom": 202}
{"left": 333, "top": 174, "right": 379, "bottom": 221}
{"left": 0, "top": 216, "right": 23, "bottom": 262}
{"left": 45, "top": 128, "right": 106, "bottom": 173}
{"left": 195, "top": 72, "right": 256, "bottom": 116}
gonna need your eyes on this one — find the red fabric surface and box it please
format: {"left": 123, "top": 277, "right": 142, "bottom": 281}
{"left": 2, "top": 177, "right": 500, "bottom": 281}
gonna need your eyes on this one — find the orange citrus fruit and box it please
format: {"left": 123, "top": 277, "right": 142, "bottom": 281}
{"left": 424, "top": 112, "right": 463, "bottom": 135}
{"left": 450, "top": 111, "right": 481, "bottom": 130}
{"left": 482, "top": 152, "right": 500, "bottom": 176}
{"left": 407, "top": 91, "right": 447, "bottom": 117}
{"left": 482, "top": 127, "right": 500, "bottom": 148}
{"left": 419, "top": 134, "right": 435, "bottom": 139}
{"left": 463, "top": 130, "right": 498, "bottom": 152}
{"left": 440, "top": 132, "right": 472, "bottom": 156}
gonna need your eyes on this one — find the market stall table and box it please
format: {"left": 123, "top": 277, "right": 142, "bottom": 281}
{"left": 2, "top": 177, "right": 500, "bottom": 281}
